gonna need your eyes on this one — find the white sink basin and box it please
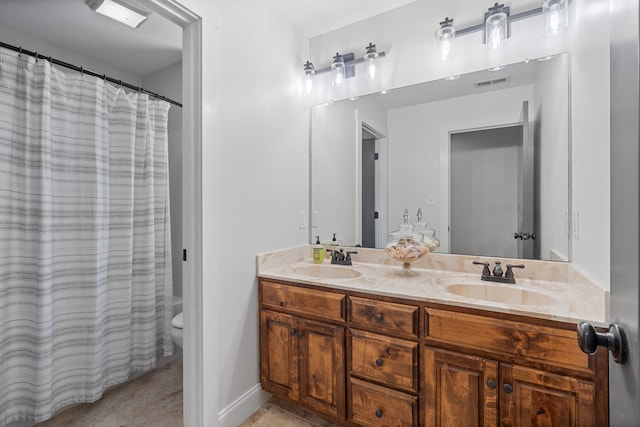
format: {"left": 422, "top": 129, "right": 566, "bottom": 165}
{"left": 444, "top": 281, "right": 558, "bottom": 306}
{"left": 293, "top": 264, "right": 362, "bottom": 280}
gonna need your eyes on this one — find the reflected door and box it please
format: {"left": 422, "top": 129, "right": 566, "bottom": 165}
{"left": 450, "top": 125, "right": 523, "bottom": 258}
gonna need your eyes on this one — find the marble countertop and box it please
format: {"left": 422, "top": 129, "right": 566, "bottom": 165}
{"left": 257, "top": 245, "right": 608, "bottom": 327}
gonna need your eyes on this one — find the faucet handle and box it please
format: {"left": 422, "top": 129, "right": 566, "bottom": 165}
{"left": 505, "top": 264, "right": 525, "bottom": 279}
{"left": 345, "top": 251, "right": 358, "bottom": 262}
{"left": 472, "top": 261, "right": 491, "bottom": 277}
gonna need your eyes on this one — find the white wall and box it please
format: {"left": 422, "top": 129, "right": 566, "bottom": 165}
{"left": 569, "top": 0, "right": 610, "bottom": 288}
{"left": 533, "top": 55, "right": 570, "bottom": 261}
{"left": 210, "top": 1, "right": 310, "bottom": 425}
{"left": 142, "top": 61, "right": 184, "bottom": 299}
{"left": 0, "top": 25, "right": 142, "bottom": 85}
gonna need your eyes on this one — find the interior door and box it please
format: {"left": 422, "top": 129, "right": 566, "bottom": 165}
{"left": 609, "top": 0, "right": 640, "bottom": 423}
{"left": 362, "top": 131, "right": 377, "bottom": 248}
{"left": 450, "top": 126, "right": 521, "bottom": 258}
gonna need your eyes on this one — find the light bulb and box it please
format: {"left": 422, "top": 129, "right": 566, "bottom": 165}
{"left": 436, "top": 18, "right": 455, "bottom": 61}
{"left": 486, "top": 13, "right": 507, "bottom": 50}
{"left": 303, "top": 60, "right": 315, "bottom": 94}
{"left": 364, "top": 43, "right": 379, "bottom": 81}
{"left": 331, "top": 53, "right": 346, "bottom": 88}
{"left": 543, "top": 0, "right": 567, "bottom": 37}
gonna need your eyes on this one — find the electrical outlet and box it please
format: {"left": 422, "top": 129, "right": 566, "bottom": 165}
{"left": 312, "top": 211, "right": 319, "bottom": 228}
{"left": 298, "top": 211, "right": 306, "bottom": 229}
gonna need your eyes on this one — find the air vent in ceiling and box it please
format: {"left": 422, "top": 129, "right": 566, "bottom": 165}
{"left": 475, "top": 76, "right": 510, "bottom": 88}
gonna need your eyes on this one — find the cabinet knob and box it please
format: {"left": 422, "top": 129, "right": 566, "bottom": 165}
{"left": 297, "top": 331, "right": 304, "bottom": 338}
{"left": 375, "top": 409, "right": 383, "bottom": 418}
{"left": 503, "top": 383, "right": 513, "bottom": 393}
{"left": 290, "top": 329, "right": 296, "bottom": 336}
{"left": 374, "top": 313, "right": 383, "bottom": 322}
{"left": 375, "top": 358, "right": 384, "bottom": 367}
{"left": 487, "top": 379, "right": 496, "bottom": 389}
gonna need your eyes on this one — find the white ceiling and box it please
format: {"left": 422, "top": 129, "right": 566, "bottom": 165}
{"left": 0, "top": 0, "right": 417, "bottom": 78}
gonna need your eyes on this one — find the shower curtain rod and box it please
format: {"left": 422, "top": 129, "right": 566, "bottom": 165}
{"left": 0, "top": 41, "right": 182, "bottom": 108}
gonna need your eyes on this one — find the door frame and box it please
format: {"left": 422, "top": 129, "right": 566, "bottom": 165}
{"left": 355, "top": 110, "right": 387, "bottom": 248}
{"left": 138, "top": 1, "right": 205, "bottom": 426}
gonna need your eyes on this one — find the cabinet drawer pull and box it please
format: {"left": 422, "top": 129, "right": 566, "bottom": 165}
{"left": 503, "top": 383, "right": 513, "bottom": 393}
{"left": 375, "top": 409, "right": 383, "bottom": 418}
{"left": 374, "top": 313, "right": 384, "bottom": 322}
{"left": 375, "top": 358, "right": 384, "bottom": 367}
{"left": 487, "top": 379, "right": 496, "bottom": 389}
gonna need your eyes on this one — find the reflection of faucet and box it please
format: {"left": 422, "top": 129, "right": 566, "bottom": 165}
{"left": 326, "top": 248, "right": 358, "bottom": 266}
{"left": 473, "top": 260, "right": 525, "bottom": 284}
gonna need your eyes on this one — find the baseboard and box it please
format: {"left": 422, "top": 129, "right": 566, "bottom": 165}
{"left": 218, "top": 383, "right": 271, "bottom": 427}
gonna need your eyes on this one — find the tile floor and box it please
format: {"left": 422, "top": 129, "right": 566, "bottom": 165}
{"left": 35, "top": 358, "right": 183, "bottom": 427}
{"left": 239, "top": 399, "right": 341, "bottom": 427}
{"left": 34, "top": 357, "right": 337, "bottom": 427}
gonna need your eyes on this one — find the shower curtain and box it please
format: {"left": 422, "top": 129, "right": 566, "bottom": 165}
{"left": 0, "top": 49, "right": 173, "bottom": 425}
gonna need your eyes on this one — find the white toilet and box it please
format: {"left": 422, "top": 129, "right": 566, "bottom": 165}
{"left": 171, "top": 312, "right": 183, "bottom": 349}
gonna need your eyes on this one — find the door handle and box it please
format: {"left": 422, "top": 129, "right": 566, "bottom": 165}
{"left": 577, "top": 322, "right": 628, "bottom": 364}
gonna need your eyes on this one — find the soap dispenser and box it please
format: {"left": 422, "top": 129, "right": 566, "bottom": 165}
{"left": 313, "top": 236, "right": 324, "bottom": 264}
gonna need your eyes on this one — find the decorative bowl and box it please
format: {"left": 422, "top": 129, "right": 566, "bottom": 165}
{"left": 385, "top": 237, "right": 429, "bottom": 271}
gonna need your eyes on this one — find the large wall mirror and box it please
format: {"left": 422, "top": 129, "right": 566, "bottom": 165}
{"left": 311, "top": 53, "right": 570, "bottom": 262}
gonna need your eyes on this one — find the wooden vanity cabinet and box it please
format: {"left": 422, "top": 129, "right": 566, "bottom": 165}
{"left": 424, "top": 307, "right": 608, "bottom": 427}
{"left": 259, "top": 280, "right": 347, "bottom": 422}
{"left": 258, "top": 278, "right": 608, "bottom": 427}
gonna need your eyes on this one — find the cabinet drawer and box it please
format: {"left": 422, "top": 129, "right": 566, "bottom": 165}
{"left": 425, "top": 308, "right": 592, "bottom": 374}
{"left": 349, "top": 377, "right": 417, "bottom": 427}
{"left": 350, "top": 329, "right": 418, "bottom": 392}
{"left": 349, "top": 296, "right": 418, "bottom": 338}
{"left": 261, "top": 281, "right": 345, "bottom": 322}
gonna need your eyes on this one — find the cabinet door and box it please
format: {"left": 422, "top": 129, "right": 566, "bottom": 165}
{"left": 298, "top": 318, "right": 346, "bottom": 421}
{"left": 260, "top": 310, "right": 300, "bottom": 401}
{"left": 424, "top": 347, "right": 499, "bottom": 427}
{"left": 500, "top": 364, "right": 596, "bottom": 427}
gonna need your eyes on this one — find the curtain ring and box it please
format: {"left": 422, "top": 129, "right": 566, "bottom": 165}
{"left": 34, "top": 52, "right": 38, "bottom": 62}
{"left": 118, "top": 80, "right": 122, "bottom": 88}
{"left": 48, "top": 56, "right": 52, "bottom": 64}
{"left": 18, "top": 47, "right": 22, "bottom": 57}
{"left": 79, "top": 66, "right": 83, "bottom": 74}
{"left": 138, "top": 87, "right": 142, "bottom": 94}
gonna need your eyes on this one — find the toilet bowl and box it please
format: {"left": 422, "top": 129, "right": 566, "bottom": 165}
{"left": 171, "top": 312, "right": 183, "bottom": 349}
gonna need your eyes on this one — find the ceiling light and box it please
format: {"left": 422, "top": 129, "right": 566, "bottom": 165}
{"left": 379, "top": 89, "right": 391, "bottom": 95}
{"left": 488, "top": 65, "right": 505, "bottom": 71}
{"left": 444, "top": 75, "right": 461, "bottom": 81}
{"left": 436, "top": 18, "right": 456, "bottom": 61}
{"left": 484, "top": 3, "right": 510, "bottom": 50}
{"left": 88, "top": 0, "right": 149, "bottom": 28}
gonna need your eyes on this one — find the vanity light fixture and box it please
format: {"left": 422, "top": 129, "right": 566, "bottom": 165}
{"left": 303, "top": 61, "right": 316, "bottom": 94}
{"left": 436, "top": 17, "right": 456, "bottom": 61}
{"left": 363, "top": 43, "right": 380, "bottom": 80}
{"left": 542, "top": 0, "right": 568, "bottom": 37}
{"left": 331, "top": 53, "right": 346, "bottom": 88}
{"left": 88, "top": 0, "right": 149, "bottom": 28}
{"left": 438, "top": 1, "right": 567, "bottom": 56}
{"left": 303, "top": 43, "right": 386, "bottom": 91}
{"left": 484, "top": 3, "right": 510, "bottom": 50}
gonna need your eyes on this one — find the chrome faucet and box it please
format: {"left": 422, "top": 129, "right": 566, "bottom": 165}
{"left": 473, "top": 260, "right": 525, "bottom": 284}
{"left": 326, "top": 248, "right": 358, "bottom": 266}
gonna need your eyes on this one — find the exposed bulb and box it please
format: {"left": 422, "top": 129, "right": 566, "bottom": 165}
{"left": 364, "top": 43, "right": 379, "bottom": 81}
{"left": 436, "top": 18, "right": 455, "bottom": 61}
{"left": 303, "top": 60, "right": 315, "bottom": 94}
{"left": 305, "top": 75, "right": 313, "bottom": 94}
{"left": 543, "top": 0, "right": 567, "bottom": 37}
{"left": 485, "top": 4, "right": 508, "bottom": 51}
{"left": 331, "top": 53, "right": 346, "bottom": 88}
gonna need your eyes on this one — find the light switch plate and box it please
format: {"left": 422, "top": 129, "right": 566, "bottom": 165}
{"left": 298, "top": 211, "right": 306, "bottom": 229}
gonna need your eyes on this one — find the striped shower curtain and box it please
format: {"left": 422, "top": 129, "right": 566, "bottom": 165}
{"left": 0, "top": 49, "right": 173, "bottom": 425}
